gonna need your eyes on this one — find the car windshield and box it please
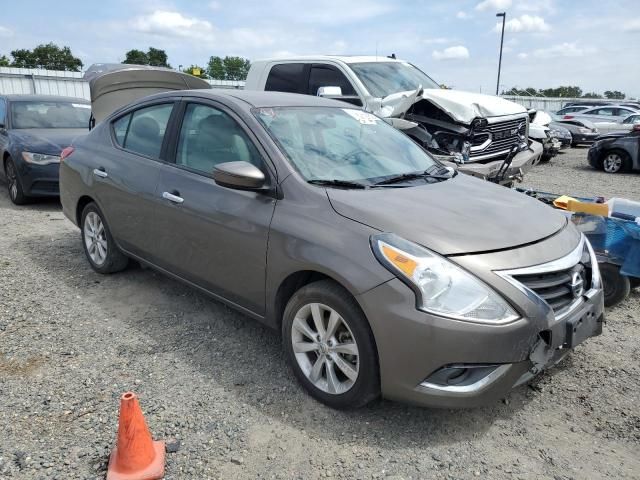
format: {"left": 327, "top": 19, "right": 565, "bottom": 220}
{"left": 349, "top": 62, "right": 440, "bottom": 98}
{"left": 254, "top": 106, "right": 439, "bottom": 184}
{"left": 11, "top": 101, "right": 91, "bottom": 129}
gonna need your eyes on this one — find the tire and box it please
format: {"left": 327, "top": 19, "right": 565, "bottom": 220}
{"left": 4, "top": 156, "right": 29, "bottom": 205}
{"left": 282, "top": 279, "right": 380, "bottom": 409}
{"left": 599, "top": 263, "right": 631, "bottom": 307}
{"left": 80, "top": 202, "right": 129, "bottom": 274}
{"left": 601, "top": 150, "right": 631, "bottom": 174}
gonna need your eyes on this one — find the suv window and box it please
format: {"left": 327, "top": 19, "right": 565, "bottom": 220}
{"left": 112, "top": 103, "right": 174, "bottom": 159}
{"left": 265, "top": 64, "right": 307, "bottom": 94}
{"left": 175, "top": 103, "right": 262, "bottom": 175}
{"left": 308, "top": 64, "right": 356, "bottom": 97}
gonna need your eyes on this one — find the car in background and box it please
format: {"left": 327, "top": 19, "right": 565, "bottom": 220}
{"left": 593, "top": 113, "right": 640, "bottom": 135}
{"left": 0, "top": 94, "right": 90, "bottom": 204}
{"left": 548, "top": 123, "right": 572, "bottom": 149}
{"left": 60, "top": 83, "right": 603, "bottom": 409}
{"left": 556, "top": 105, "right": 590, "bottom": 116}
{"left": 549, "top": 114, "right": 600, "bottom": 146}
{"left": 588, "top": 125, "right": 640, "bottom": 173}
{"left": 564, "top": 105, "right": 640, "bottom": 123}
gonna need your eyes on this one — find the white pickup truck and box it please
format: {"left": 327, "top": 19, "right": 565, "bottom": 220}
{"left": 245, "top": 56, "right": 543, "bottom": 185}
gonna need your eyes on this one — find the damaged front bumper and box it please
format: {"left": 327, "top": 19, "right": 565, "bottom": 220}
{"left": 436, "top": 140, "right": 543, "bottom": 186}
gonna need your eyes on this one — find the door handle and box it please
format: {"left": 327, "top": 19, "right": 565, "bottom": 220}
{"left": 162, "top": 191, "right": 184, "bottom": 204}
{"left": 93, "top": 168, "right": 108, "bottom": 178}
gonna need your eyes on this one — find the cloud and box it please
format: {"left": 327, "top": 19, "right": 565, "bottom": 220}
{"left": 531, "top": 42, "right": 595, "bottom": 58}
{"left": 131, "top": 11, "right": 214, "bottom": 39}
{"left": 623, "top": 18, "right": 640, "bottom": 32}
{"left": 517, "top": 52, "right": 528, "bottom": 59}
{"left": 476, "top": 0, "right": 511, "bottom": 12}
{"left": 432, "top": 45, "right": 470, "bottom": 60}
{"left": 515, "top": 0, "right": 556, "bottom": 14}
{"left": 0, "top": 26, "right": 13, "bottom": 37}
{"left": 456, "top": 11, "right": 471, "bottom": 19}
{"left": 496, "top": 14, "right": 550, "bottom": 33}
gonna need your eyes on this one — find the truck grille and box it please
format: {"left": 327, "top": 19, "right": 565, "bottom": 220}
{"left": 470, "top": 117, "right": 528, "bottom": 161}
{"left": 512, "top": 265, "right": 590, "bottom": 314}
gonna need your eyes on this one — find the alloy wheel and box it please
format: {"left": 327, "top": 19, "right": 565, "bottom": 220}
{"left": 84, "top": 211, "right": 108, "bottom": 266}
{"left": 603, "top": 153, "right": 622, "bottom": 173}
{"left": 6, "top": 161, "right": 18, "bottom": 201}
{"left": 290, "top": 302, "right": 360, "bottom": 394}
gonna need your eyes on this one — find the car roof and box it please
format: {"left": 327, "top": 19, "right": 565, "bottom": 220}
{"left": 253, "top": 55, "right": 405, "bottom": 65}
{"left": 1, "top": 94, "right": 89, "bottom": 103}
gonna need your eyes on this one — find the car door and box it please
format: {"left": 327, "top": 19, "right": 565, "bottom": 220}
{"left": 93, "top": 101, "right": 177, "bottom": 257}
{"left": 151, "top": 100, "right": 277, "bottom": 315}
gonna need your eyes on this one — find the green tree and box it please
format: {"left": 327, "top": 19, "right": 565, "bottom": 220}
{"left": 206, "top": 56, "right": 226, "bottom": 79}
{"left": 582, "top": 92, "right": 603, "bottom": 99}
{"left": 183, "top": 65, "right": 208, "bottom": 79}
{"left": 147, "top": 47, "right": 170, "bottom": 68}
{"left": 123, "top": 49, "right": 149, "bottom": 65}
{"left": 604, "top": 90, "right": 625, "bottom": 100}
{"left": 206, "top": 55, "right": 250, "bottom": 80}
{"left": 9, "top": 43, "right": 83, "bottom": 71}
{"left": 0, "top": 55, "right": 9, "bottom": 66}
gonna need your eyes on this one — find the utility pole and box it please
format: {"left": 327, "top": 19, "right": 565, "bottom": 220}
{"left": 496, "top": 12, "right": 506, "bottom": 95}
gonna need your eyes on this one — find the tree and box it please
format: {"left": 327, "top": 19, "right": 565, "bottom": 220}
{"left": 9, "top": 43, "right": 83, "bottom": 71}
{"left": 0, "top": 55, "right": 9, "bottom": 66}
{"left": 206, "top": 55, "right": 251, "bottom": 80}
{"left": 604, "top": 90, "right": 625, "bottom": 100}
{"left": 183, "top": 65, "right": 208, "bottom": 79}
{"left": 123, "top": 47, "right": 170, "bottom": 68}
{"left": 582, "top": 92, "right": 603, "bottom": 99}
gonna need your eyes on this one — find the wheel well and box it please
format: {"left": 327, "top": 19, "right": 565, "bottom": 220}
{"left": 76, "top": 195, "right": 95, "bottom": 226}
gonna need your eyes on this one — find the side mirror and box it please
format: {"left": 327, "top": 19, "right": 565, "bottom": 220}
{"left": 213, "top": 161, "right": 266, "bottom": 190}
{"left": 317, "top": 86, "right": 342, "bottom": 98}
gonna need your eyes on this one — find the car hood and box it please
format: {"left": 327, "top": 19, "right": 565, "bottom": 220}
{"left": 374, "top": 87, "right": 527, "bottom": 124}
{"left": 11, "top": 128, "right": 88, "bottom": 155}
{"left": 327, "top": 174, "right": 567, "bottom": 256}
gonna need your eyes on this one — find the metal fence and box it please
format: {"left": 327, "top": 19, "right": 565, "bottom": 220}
{"left": 500, "top": 95, "right": 584, "bottom": 112}
{"left": 0, "top": 67, "right": 245, "bottom": 99}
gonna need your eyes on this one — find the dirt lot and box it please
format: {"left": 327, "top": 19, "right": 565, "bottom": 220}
{"left": 0, "top": 147, "right": 638, "bottom": 480}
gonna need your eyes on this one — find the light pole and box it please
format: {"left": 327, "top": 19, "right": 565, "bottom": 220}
{"left": 496, "top": 12, "right": 506, "bottom": 95}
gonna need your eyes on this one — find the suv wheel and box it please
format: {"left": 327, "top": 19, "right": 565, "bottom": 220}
{"left": 282, "top": 280, "right": 379, "bottom": 409}
{"left": 80, "top": 202, "right": 129, "bottom": 274}
{"left": 602, "top": 150, "right": 630, "bottom": 173}
{"left": 5, "top": 157, "right": 28, "bottom": 205}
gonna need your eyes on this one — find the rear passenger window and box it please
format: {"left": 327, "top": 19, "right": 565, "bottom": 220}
{"left": 265, "top": 64, "right": 307, "bottom": 94}
{"left": 112, "top": 103, "right": 174, "bottom": 159}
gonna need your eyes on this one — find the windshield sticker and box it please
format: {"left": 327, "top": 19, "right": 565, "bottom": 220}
{"left": 342, "top": 109, "right": 379, "bottom": 125}
{"left": 72, "top": 104, "right": 91, "bottom": 108}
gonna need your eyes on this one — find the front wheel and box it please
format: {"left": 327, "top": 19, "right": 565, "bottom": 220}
{"left": 600, "top": 263, "right": 630, "bottom": 307}
{"left": 80, "top": 202, "right": 129, "bottom": 274}
{"left": 4, "top": 157, "right": 28, "bottom": 205}
{"left": 282, "top": 280, "right": 380, "bottom": 409}
{"left": 602, "top": 150, "right": 630, "bottom": 174}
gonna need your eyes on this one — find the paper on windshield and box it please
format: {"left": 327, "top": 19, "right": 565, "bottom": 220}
{"left": 72, "top": 104, "right": 91, "bottom": 108}
{"left": 343, "top": 109, "right": 379, "bottom": 125}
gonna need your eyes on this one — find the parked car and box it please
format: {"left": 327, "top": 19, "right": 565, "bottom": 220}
{"left": 245, "top": 56, "right": 543, "bottom": 186}
{"left": 0, "top": 94, "right": 90, "bottom": 204}
{"left": 60, "top": 84, "right": 604, "bottom": 409}
{"left": 564, "top": 105, "right": 640, "bottom": 123}
{"left": 548, "top": 123, "right": 572, "bottom": 149}
{"left": 556, "top": 105, "right": 590, "bottom": 116}
{"left": 588, "top": 127, "right": 640, "bottom": 173}
{"left": 549, "top": 115, "right": 600, "bottom": 146}
{"left": 530, "top": 111, "right": 561, "bottom": 161}
{"left": 593, "top": 113, "right": 640, "bottom": 135}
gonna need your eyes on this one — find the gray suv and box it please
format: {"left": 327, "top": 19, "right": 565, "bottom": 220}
{"left": 59, "top": 89, "right": 604, "bottom": 409}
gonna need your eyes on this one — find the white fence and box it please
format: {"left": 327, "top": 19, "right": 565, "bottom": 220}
{"left": 500, "top": 95, "right": 584, "bottom": 112}
{"left": 0, "top": 67, "right": 245, "bottom": 99}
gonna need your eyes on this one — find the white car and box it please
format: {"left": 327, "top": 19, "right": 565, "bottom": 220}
{"left": 565, "top": 105, "right": 639, "bottom": 123}
{"left": 594, "top": 113, "right": 640, "bottom": 134}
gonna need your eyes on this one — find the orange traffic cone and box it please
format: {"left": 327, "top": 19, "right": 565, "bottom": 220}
{"left": 107, "top": 392, "right": 165, "bottom": 480}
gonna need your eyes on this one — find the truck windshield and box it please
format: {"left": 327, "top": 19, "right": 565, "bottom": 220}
{"left": 350, "top": 62, "right": 440, "bottom": 98}
{"left": 11, "top": 101, "right": 91, "bottom": 129}
{"left": 254, "top": 106, "right": 438, "bottom": 184}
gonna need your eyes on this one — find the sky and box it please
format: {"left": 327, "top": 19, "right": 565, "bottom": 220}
{"left": 1, "top": 0, "right": 639, "bottom": 98}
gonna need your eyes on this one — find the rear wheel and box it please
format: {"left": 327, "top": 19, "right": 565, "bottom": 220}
{"left": 601, "top": 150, "right": 630, "bottom": 174}
{"left": 4, "top": 157, "right": 28, "bottom": 205}
{"left": 80, "top": 202, "right": 129, "bottom": 274}
{"left": 600, "top": 263, "right": 631, "bottom": 307}
{"left": 282, "top": 280, "right": 379, "bottom": 409}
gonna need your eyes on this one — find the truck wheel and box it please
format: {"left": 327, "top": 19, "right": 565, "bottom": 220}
{"left": 599, "top": 263, "right": 631, "bottom": 307}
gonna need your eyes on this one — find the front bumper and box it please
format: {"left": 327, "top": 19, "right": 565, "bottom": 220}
{"left": 440, "top": 141, "right": 543, "bottom": 186}
{"left": 357, "top": 235, "right": 604, "bottom": 408}
{"left": 573, "top": 132, "right": 599, "bottom": 145}
{"left": 17, "top": 161, "right": 60, "bottom": 197}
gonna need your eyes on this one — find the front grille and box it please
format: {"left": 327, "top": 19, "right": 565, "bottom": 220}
{"left": 470, "top": 117, "right": 528, "bottom": 160}
{"left": 512, "top": 264, "right": 590, "bottom": 314}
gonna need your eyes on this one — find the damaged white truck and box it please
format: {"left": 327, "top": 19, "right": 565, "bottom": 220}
{"left": 245, "top": 56, "right": 543, "bottom": 185}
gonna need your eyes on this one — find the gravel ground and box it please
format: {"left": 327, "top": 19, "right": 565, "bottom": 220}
{"left": 0, "top": 147, "right": 638, "bottom": 480}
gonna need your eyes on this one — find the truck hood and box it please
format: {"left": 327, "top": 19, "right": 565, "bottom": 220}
{"left": 327, "top": 173, "right": 567, "bottom": 256}
{"left": 375, "top": 87, "right": 527, "bottom": 124}
{"left": 10, "top": 128, "right": 87, "bottom": 155}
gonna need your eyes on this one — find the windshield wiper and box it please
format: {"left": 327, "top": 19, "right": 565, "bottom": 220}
{"left": 373, "top": 168, "right": 454, "bottom": 186}
{"left": 308, "top": 179, "right": 368, "bottom": 189}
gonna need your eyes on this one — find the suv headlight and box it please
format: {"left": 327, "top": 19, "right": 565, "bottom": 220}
{"left": 371, "top": 233, "right": 519, "bottom": 323}
{"left": 22, "top": 152, "right": 61, "bottom": 165}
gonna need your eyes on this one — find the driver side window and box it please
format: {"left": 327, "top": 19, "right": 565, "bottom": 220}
{"left": 176, "top": 103, "right": 262, "bottom": 175}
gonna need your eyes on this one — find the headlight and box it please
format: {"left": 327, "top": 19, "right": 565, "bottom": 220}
{"left": 22, "top": 152, "right": 61, "bottom": 165}
{"left": 578, "top": 127, "right": 591, "bottom": 134}
{"left": 371, "top": 233, "right": 519, "bottom": 323}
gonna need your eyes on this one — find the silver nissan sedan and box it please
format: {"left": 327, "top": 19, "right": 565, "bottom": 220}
{"left": 60, "top": 89, "right": 604, "bottom": 409}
